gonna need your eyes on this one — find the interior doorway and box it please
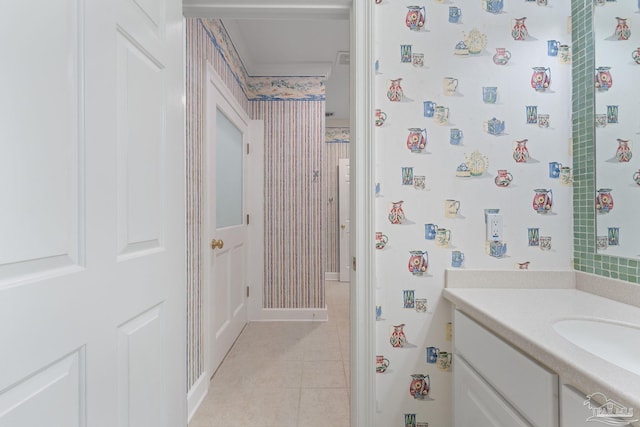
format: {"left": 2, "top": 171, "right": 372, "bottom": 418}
{"left": 183, "top": 2, "right": 376, "bottom": 425}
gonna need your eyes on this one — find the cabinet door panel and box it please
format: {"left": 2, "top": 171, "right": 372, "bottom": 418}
{"left": 454, "top": 356, "right": 532, "bottom": 427}
{"left": 454, "top": 310, "right": 558, "bottom": 427}
{"left": 560, "top": 384, "right": 592, "bottom": 427}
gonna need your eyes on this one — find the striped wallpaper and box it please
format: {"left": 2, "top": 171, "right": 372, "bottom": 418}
{"left": 185, "top": 18, "right": 205, "bottom": 391}
{"left": 186, "top": 17, "right": 327, "bottom": 389}
{"left": 250, "top": 101, "right": 326, "bottom": 308}
{"left": 324, "top": 128, "right": 350, "bottom": 273}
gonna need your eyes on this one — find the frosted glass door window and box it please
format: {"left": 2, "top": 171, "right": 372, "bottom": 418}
{"left": 216, "top": 108, "right": 243, "bottom": 228}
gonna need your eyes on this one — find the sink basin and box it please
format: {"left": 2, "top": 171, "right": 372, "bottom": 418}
{"left": 553, "top": 318, "right": 640, "bottom": 376}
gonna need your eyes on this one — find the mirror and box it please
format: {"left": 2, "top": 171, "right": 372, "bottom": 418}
{"left": 594, "top": 1, "right": 640, "bottom": 259}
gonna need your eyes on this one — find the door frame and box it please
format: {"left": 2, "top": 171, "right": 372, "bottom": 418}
{"left": 185, "top": 1, "right": 376, "bottom": 425}
{"left": 350, "top": 0, "right": 375, "bottom": 424}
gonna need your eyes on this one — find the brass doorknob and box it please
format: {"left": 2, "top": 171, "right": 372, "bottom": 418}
{"left": 210, "top": 239, "right": 224, "bottom": 250}
{"left": 341, "top": 224, "right": 346, "bottom": 229}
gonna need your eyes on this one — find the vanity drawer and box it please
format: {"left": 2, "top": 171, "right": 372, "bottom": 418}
{"left": 454, "top": 310, "right": 558, "bottom": 427}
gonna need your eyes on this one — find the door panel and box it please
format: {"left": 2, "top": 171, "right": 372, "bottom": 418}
{"left": 229, "top": 243, "right": 246, "bottom": 316}
{"left": 116, "top": 30, "right": 165, "bottom": 258}
{"left": 212, "top": 248, "right": 231, "bottom": 334}
{"left": 0, "top": 0, "right": 82, "bottom": 282}
{"left": 338, "top": 159, "right": 351, "bottom": 282}
{"left": 0, "top": 1, "right": 185, "bottom": 426}
{"left": 117, "top": 304, "right": 166, "bottom": 427}
{"left": 0, "top": 350, "right": 84, "bottom": 427}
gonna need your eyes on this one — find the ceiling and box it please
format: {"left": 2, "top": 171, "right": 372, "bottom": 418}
{"left": 183, "top": 0, "right": 351, "bottom": 122}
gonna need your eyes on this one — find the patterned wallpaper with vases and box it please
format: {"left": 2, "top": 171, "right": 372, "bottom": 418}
{"left": 374, "top": 1, "right": 573, "bottom": 425}
{"left": 185, "top": 18, "right": 326, "bottom": 389}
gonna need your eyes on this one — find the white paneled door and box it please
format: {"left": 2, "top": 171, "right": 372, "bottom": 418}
{"left": 0, "top": 1, "right": 185, "bottom": 427}
{"left": 206, "top": 71, "right": 249, "bottom": 376}
{"left": 338, "top": 159, "right": 351, "bottom": 282}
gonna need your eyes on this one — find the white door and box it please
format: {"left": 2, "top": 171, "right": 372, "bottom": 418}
{"left": 0, "top": 2, "right": 185, "bottom": 427}
{"left": 206, "top": 72, "right": 249, "bottom": 375}
{"left": 338, "top": 159, "right": 351, "bottom": 282}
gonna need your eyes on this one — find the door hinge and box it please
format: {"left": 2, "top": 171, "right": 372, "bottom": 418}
{"left": 246, "top": 214, "right": 250, "bottom": 225}
{"left": 246, "top": 143, "right": 250, "bottom": 155}
{"left": 246, "top": 286, "right": 250, "bottom": 298}
{"left": 352, "top": 256, "right": 356, "bottom": 271}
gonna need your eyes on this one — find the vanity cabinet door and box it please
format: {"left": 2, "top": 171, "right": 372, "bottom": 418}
{"left": 454, "top": 355, "right": 532, "bottom": 427}
{"left": 560, "top": 384, "right": 592, "bottom": 427}
{"left": 454, "top": 310, "right": 559, "bottom": 427}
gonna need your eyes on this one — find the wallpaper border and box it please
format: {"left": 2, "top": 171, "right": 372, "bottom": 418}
{"left": 200, "top": 19, "right": 326, "bottom": 101}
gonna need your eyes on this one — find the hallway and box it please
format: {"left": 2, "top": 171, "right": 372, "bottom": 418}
{"left": 189, "top": 281, "right": 351, "bottom": 427}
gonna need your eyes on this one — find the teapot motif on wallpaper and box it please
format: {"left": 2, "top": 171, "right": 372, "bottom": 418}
{"left": 464, "top": 151, "right": 489, "bottom": 176}
{"left": 463, "top": 29, "right": 487, "bottom": 54}
{"left": 483, "top": 117, "right": 505, "bottom": 135}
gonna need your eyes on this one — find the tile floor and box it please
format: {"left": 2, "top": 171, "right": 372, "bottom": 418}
{"left": 189, "top": 280, "right": 351, "bottom": 427}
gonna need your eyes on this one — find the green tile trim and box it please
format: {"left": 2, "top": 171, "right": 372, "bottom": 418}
{"left": 572, "top": 0, "right": 640, "bottom": 284}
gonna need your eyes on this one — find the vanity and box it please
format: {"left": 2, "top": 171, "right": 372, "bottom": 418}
{"left": 444, "top": 270, "right": 640, "bottom": 427}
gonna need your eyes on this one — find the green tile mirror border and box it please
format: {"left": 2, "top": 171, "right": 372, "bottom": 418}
{"left": 572, "top": 0, "right": 640, "bottom": 283}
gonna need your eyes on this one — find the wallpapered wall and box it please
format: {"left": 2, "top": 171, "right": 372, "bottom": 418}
{"left": 185, "top": 18, "right": 326, "bottom": 388}
{"left": 324, "top": 127, "right": 351, "bottom": 273}
{"left": 373, "top": 1, "right": 573, "bottom": 425}
{"left": 250, "top": 100, "right": 325, "bottom": 308}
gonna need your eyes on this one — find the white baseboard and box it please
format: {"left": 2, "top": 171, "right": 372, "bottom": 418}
{"left": 187, "top": 373, "right": 209, "bottom": 423}
{"left": 325, "top": 272, "right": 340, "bottom": 281}
{"left": 254, "top": 307, "right": 328, "bottom": 321}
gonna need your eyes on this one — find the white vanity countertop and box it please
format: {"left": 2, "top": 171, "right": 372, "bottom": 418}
{"left": 443, "top": 287, "right": 640, "bottom": 413}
